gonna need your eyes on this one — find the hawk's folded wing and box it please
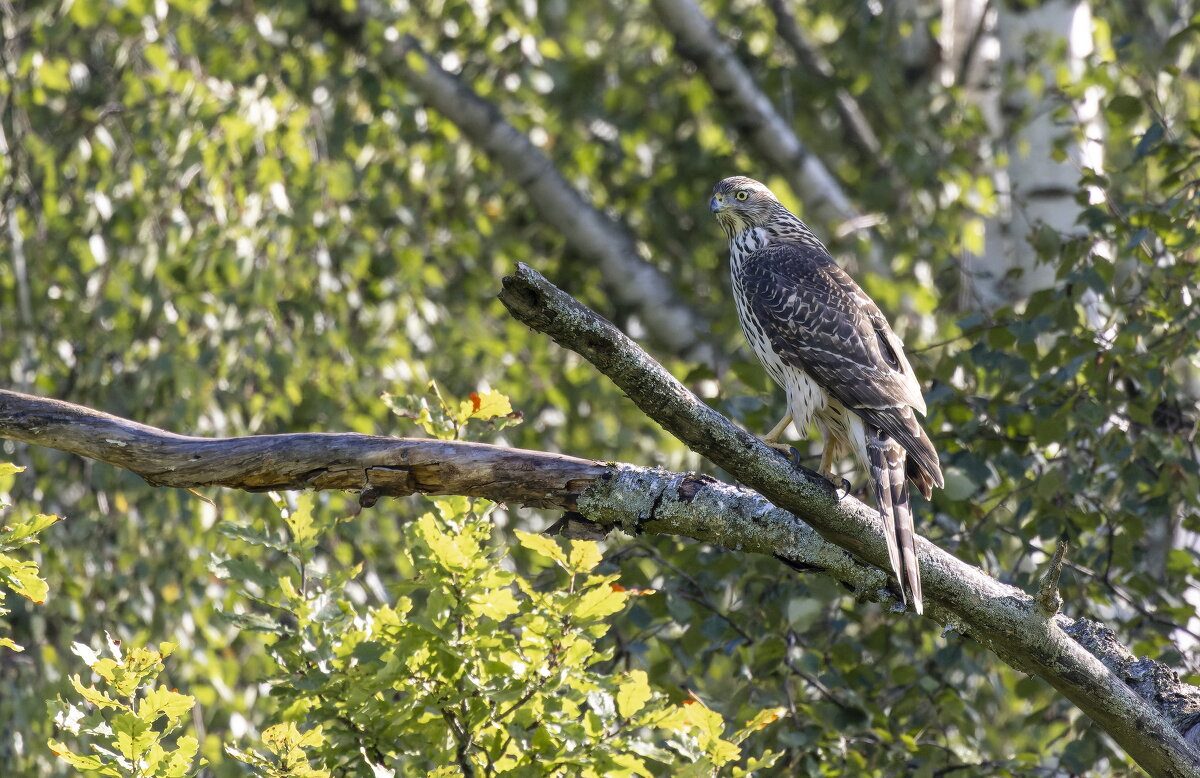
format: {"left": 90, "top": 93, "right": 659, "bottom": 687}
{"left": 739, "top": 242, "right": 943, "bottom": 493}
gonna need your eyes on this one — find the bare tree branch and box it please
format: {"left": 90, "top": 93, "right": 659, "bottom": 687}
{"left": 651, "top": 0, "right": 887, "bottom": 259}
{"left": 4, "top": 267, "right": 1200, "bottom": 773}
{"left": 305, "top": 2, "right": 714, "bottom": 362}
{"left": 0, "top": 390, "right": 885, "bottom": 597}
{"left": 3, "top": 362, "right": 1200, "bottom": 772}
{"left": 497, "top": 262, "right": 1200, "bottom": 778}
{"left": 0, "top": 390, "right": 606, "bottom": 508}
{"left": 764, "top": 0, "right": 897, "bottom": 183}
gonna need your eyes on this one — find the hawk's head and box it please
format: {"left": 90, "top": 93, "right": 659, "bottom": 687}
{"left": 710, "top": 176, "right": 779, "bottom": 236}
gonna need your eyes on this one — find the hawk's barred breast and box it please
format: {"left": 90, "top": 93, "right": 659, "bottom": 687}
{"left": 729, "top": 227, "right": 830, "bottom": 437}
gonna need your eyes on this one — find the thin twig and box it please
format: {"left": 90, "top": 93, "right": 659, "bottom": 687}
{"left": 1036, "top": 539, "right": 1068, "bottom": 616}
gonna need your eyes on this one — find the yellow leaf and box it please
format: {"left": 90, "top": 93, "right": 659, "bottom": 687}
{"left": 571, "top": 583, "right": 629, "bottom": 622}
{"left": 660, "top": 696, "right": 742, "bottom": 767}
{"left": 70, "top": 674, "right": 123, "bottom": 709}
{"left": 284, "top": 492, "right": 319, "bottom": 549}
{"left": 0, "top": 551, "right": 49, "bottom": 603}
{"left": 558, "top": 634, "right": 595, "bottom": 668}
{"left": 91, "top": 658, "right": 120, "bottom": 684}
{"left": 459, "top": 389, "right": 512, "bottom": 420}
{"left": 468, "top": 587, "right": 520, "bottom": 621}
{"left": 1, "top": 512, "right": 60, "bottom": 544}
{"left": 113, "top": 711, "right": 155, "bottom": 761}
{"left": 262, "top": 722, "right": 301, "bottom": 754}
{"left": 566, "top": 540, "right": 602, "bottom": 574}
{"left": 163, "top": 735, "right": 200, "bottom": 778}
{"left": 514, "top": 529, "right": 566, "bottom": 566}
{"left": 680, "top": 696, "right": 726, "bottom": 744}
{"left": 48, "top": 739, "right": 106, "bottom": 771}
{"left": 730, "top": 707, "right": 786, "bottom": 745}
{"left": 744, "top": 707, "right": 785, "bottom": 730}
{"left": 296, "top": 725, "right": 325, "bottom": 749}
{"left": 616, "top": 670, "right": 652, "bottom": 718}
{"left": 138, "top": 685, "right": 195, "bottom": 724}
{"left": 416, "top": 515, "right": 472, "bottom": 572}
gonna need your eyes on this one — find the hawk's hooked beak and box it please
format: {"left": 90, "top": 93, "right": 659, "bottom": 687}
{"left": 710, "top": 194, "right": 725, "bottom": 213}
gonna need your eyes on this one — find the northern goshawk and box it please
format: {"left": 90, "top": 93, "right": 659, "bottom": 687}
{"left": 711, "top": 176, "right": 942, "bottom": 614}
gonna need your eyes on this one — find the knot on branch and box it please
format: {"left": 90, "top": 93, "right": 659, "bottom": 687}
{"left": 1065, "top": 618, "right": 1200, "bottom": 738}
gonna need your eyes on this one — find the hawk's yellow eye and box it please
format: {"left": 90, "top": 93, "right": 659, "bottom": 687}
{"left": 735, "top": 191, "right": 749, "bottom": 201}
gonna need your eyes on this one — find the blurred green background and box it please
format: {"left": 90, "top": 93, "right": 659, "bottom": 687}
{"left": 2, "top": 0, "right": 1198, "bottom": 774}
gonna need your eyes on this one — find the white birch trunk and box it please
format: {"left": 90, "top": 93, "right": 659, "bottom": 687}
{"left": 953, "top": 0, "right": 1103, "bottom": 312}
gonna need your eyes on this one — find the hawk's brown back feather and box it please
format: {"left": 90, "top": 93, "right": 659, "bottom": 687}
{"left": 738, "top": 242, "right": 943, "bottom": 492}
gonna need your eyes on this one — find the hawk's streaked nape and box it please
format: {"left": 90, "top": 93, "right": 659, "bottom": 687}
{"left": 710, "top": 176, "right": 943, "bottom": 614}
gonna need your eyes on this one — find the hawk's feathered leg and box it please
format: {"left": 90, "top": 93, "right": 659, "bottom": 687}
{"left": 758, "top": 412, "right": 793, "bottom": 445}
{"left": 866, "top": 425, "right": 922, "bottom": 614}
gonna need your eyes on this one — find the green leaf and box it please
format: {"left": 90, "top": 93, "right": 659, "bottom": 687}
{"left": 283, "top": 492, "right": 319, "bottom": 550}
{"left": 1106, "top": 94, "right": 1143, "bottom": 122}
{"left": 48, "top": 739, "right": 118, "bottom": 775}
{"left": 66, "top": 0, "right": 104, "bottom": 26}
{"left": 0, "top": 512, "right": 59, "bottom": 547}
{"left": 468, "top": 586, "right": 520, "bottom": 621}
{"left": 36, "top": 57, "right": 73, "bottom": 92}
{"left": 571, "top": 582, "right": 629, "bottom": 622}
{"left": 161, "top": 735, "right": 200, "bottom": 778}
{"left": 262, "top": 721, "right": 325, "bottom": 753}
{"left": 459, "top": 388, "right": 512, "bottom": 420}
{"left": 415, "top": 514, "right": 473, "bottom": 572}
{"left": 730, "top": 707, "right": 786, "bottom": 745}
{"left": 0, "top": 552, "right": 49, "bottom": 603}
{"left": 70, "top": 675, "right": 123, "bottom": 710}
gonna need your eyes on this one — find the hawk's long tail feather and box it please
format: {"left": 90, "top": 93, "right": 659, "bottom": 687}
{"left": 866, "top": 425, "right": 923, "bottom": 614}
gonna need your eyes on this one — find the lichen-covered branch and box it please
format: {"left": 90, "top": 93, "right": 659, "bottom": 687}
{"left": 498, "top": 262, "right": 1200, "bottom": 778}
{"left": 2, "top": 372, "right": 1198, "bottom": 773}
{"left": 0, "top": 390, "right": 874, "bottom": 590}
{"left": 3, "top": 293, "right": 1199, "bottom": 775}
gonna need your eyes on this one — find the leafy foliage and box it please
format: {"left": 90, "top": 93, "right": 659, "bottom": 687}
{"left": 210, "top": 389, "right": 783, "bottom": 775}
{"left": 49, "top": 638, "right": 202, "bottom": 777}
{"left": 1, "top": 0, "right": 1198, "bottom": 775}
{"left": 226, "top": 723, "right": 330, "bottom": 778}
{"left": 0, "top": 463, "right": 58, "bottom": 651}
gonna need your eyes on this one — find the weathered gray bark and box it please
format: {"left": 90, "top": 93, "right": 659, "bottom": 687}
{"left": 0, "top": 389, "right": 886, "bottom": 596}
{"left": 498, "top": 262, "right": 1200, "bottom": 778}
{"left": 0, "top": 390, "right": 607, "bottom": 509}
